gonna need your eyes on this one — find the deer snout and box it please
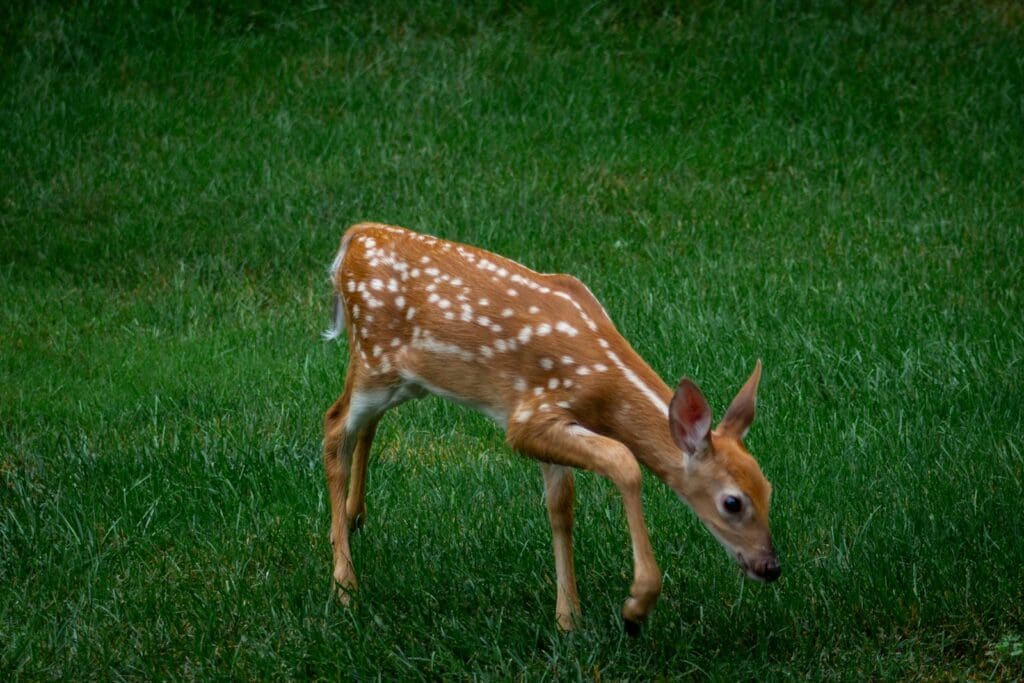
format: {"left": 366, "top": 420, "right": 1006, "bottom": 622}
{"left": 746, "top": 542, "right": 781, "bottom": 582}
{"left": 753, "top": 555, "right": 781, "bottom": 582}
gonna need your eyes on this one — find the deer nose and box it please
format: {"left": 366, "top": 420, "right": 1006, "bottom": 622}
{"left": 756, "top": 557, "right": 781, "bottom": 582}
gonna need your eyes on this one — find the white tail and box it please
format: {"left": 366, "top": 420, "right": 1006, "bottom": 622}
{"left": 321, "top": 234, "right": 354, "bottom": 341}
{"left": 322, "top": 222, "right": 778, "bottom": 632}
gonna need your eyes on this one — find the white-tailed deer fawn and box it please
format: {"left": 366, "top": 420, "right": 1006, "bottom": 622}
{"left": 322, "top": 222, "right": 779, "bottom": 633}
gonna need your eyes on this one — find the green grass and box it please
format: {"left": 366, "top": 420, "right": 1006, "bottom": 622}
{"left": 2, "top": 0, "right": 1023, "bottom": 678}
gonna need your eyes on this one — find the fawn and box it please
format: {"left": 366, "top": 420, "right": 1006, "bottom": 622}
{"left": 322, "top": 222, "right": 779, "bottom": 632}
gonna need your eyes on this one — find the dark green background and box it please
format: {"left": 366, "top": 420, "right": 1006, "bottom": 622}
{"left": 2, "top": 1, "right": 1022, "bottom": 678}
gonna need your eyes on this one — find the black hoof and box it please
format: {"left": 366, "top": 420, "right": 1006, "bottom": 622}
{"left": 349, "top": 513, "right": 364, "bottom": 532}
{"left": 623, "top": 618, "right": 642, "bottom": 637}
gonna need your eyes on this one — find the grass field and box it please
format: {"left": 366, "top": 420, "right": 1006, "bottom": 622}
{"left": 2, "top": 1, "right": 1023, "bottom": 678}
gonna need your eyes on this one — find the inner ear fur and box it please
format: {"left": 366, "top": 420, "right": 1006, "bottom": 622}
{"left": 669, "top": 378, "right": 712, "bottom": 456}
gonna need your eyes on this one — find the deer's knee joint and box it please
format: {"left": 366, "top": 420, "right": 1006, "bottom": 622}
{"left": 607, "top": 449, "right": 642, "bottom": 489}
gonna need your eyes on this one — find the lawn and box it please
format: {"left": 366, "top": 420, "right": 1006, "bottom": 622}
{"left": 2, "top": 1, "right": 1023, "bottom": 678}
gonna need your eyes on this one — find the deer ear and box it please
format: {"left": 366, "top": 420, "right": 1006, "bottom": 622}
{"left": 669, "top": 378, "right": 712, "bottom": 456}
{"left": 717, "top": 359, "right": 762, "bottom": 440}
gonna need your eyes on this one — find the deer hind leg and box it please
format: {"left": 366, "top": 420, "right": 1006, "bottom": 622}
{"left": 509, "top": 414, "right": 662, "bottom": 633}
{"left": 540, "top": 463, "right": 580, "bottom": 631}
{"left": 345, "top": 419, "right": 378, "bottom": 532}
{"left": 323, "top": 375, "right": 396, "bottom": 604}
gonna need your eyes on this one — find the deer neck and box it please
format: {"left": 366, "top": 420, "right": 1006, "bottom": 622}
{"left": 591, "top": 350, "right": 690, "bottom": 491}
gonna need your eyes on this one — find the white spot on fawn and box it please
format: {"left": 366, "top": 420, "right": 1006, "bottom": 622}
{"left": 406, "top": 307, "right": 416, "bottom": 320}
{"left": 547, "top": 378, "right": 559, "bottom": 390}
{"left": 536, "top": 323, "right": 552, "bottom": 336}
{"left": 415, "top": 337, "right": 473, "bottom": 362}
{"left": 395, "top": 296, "right": 405, "bottom": 309}
{"left": 539, "top": 358, "right": 554, "bottom": 370}
{"left": 529, "top": 306, "right": 540, "bottom": 314}
{"left": 501, "top": 308, "right": 514, "bottom": 318}
{"left": 479, "top": 298, "right": 490, "bottom": 307}
{"left": 370, "top": 279, "right": 383, "bottom": 291}
{"left": 513, "top": 378, "right": 527, "bottom": 392}
{"left": 555, "top": 321, "right": 578, "bottom": 336}
{"left": 517, "top": 326, "right": 533, "bottom": 344}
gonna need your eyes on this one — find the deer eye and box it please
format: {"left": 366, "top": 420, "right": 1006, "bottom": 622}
{"left": 723, "top": 495, "right": 743, "bottom": 514}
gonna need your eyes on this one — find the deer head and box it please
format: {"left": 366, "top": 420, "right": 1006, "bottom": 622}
{"left": 668, "top": 360, "right": 780, "bottom": 582}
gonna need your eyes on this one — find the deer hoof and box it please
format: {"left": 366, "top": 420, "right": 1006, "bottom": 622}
{"left": 623, "top": 617, "right": 642, "bottom": 637}
{"left": 335, "top": 581, "right": 356, "bottom": 606}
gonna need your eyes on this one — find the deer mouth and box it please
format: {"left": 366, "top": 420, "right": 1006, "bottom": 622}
{"left": 737, "top": 553, "right": 781, "bottom": 583}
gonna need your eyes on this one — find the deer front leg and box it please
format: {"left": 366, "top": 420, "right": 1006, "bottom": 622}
{"left": 509, "top": 415, "right": 662, "bottom": 633}
{"left": 617, "top": 478, "right": 663, "bottom": 634}
{"left": 540, "top": 463, "right": 580, "bottom": 631}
